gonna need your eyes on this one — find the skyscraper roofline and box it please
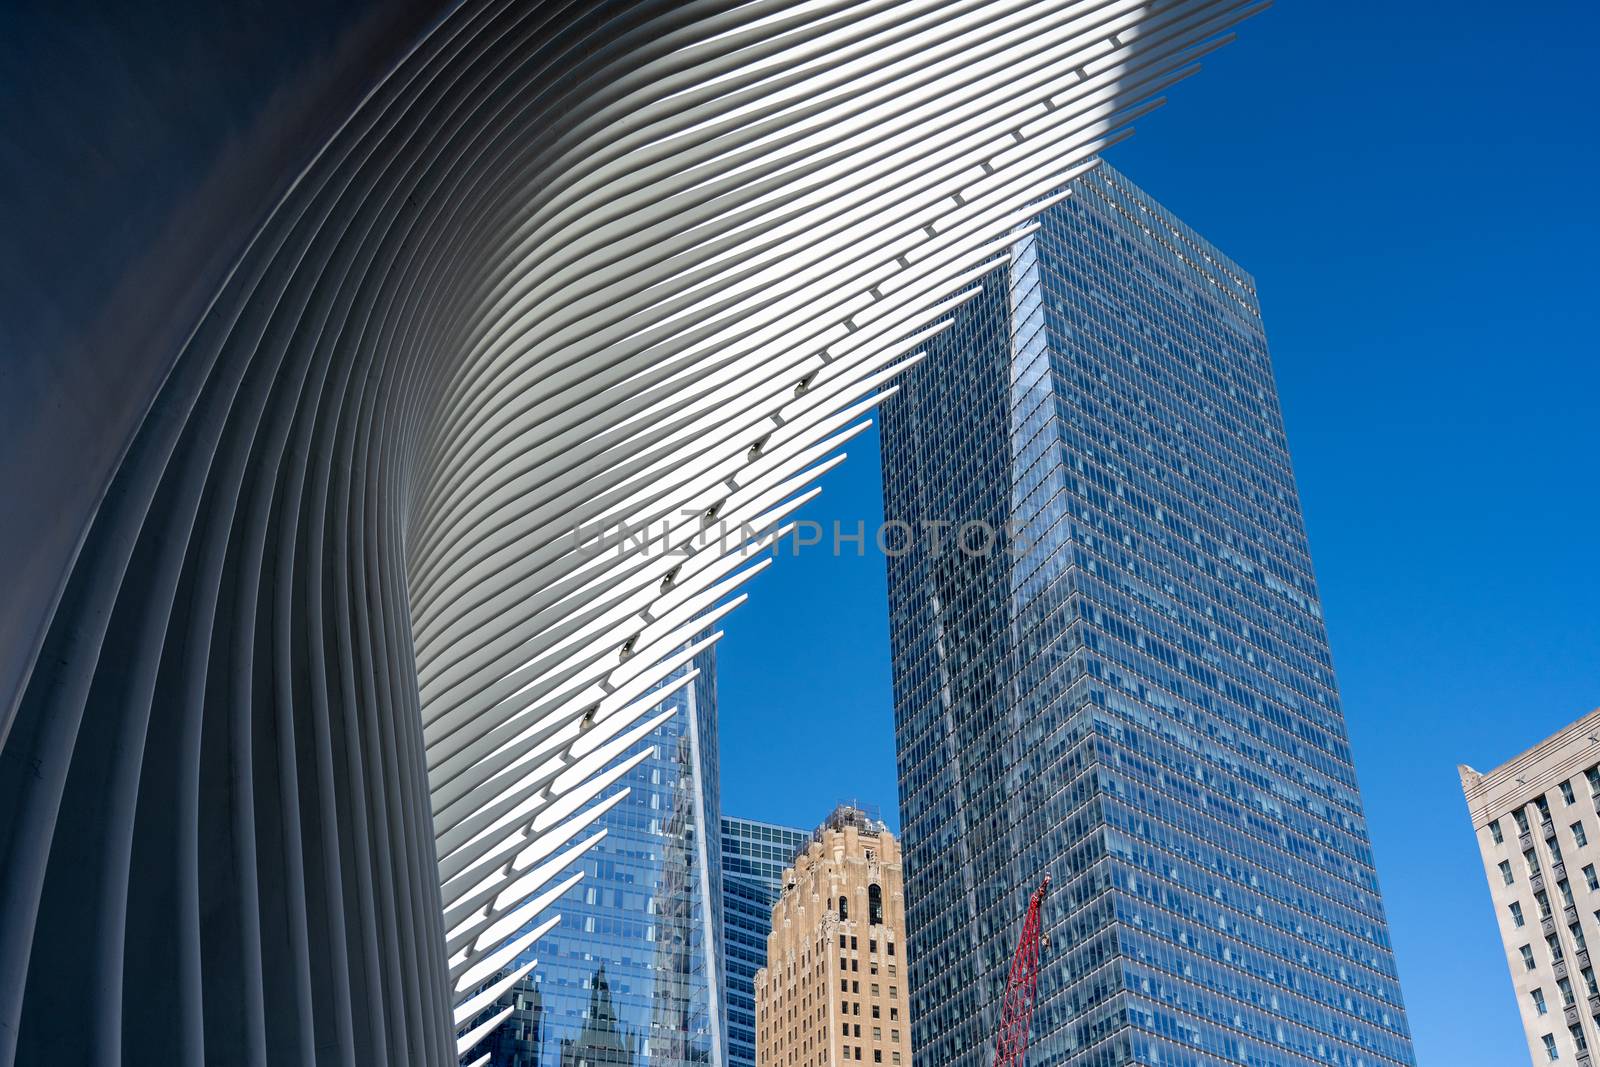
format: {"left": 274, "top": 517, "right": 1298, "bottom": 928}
{"left": 1460, "top": 706, "right": 1600, "bottom": 826}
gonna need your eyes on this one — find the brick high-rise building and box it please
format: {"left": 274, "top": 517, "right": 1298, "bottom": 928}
{"left": 755, "top": 807, "right": 912, "bottom": 1067}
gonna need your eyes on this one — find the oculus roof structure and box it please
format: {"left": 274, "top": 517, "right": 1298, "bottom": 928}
{"left": 0, "top": 0, "right": 1259, "bottom": 1063}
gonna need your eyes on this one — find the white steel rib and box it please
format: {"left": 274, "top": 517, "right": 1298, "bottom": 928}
{"left": 424, "top": 6, "right": 1260, "bottom": 1059}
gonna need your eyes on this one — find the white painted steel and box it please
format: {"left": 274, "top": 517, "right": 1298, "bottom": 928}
{"left": 427, "top": 4, "right": 1260, "bottom": 1060}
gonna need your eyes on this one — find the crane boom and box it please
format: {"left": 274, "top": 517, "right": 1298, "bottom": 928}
{"left": 994, "top": 874, "right": 1050, "bottom": 1067}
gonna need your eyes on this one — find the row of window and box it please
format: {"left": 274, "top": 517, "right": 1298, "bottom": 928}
{"left": 833, "top": 886, "right": 887, "bottom": 926}
{"left": 766, "top": 1046, "right": 903, "bottom": 1065}
{"left": 1541, "top": 1024, "right": 1589, "bottom": 1062}
{"left": 1530, "top": 969, "right": 1600, "bottom": 1016}
{"left": 1520, "top": 919, "right": 1597, "bottom": 968}
{"left": 839, "top": 1023, "right": 901, "bottom": 1042}
{"left": 838, "top": 934, "right": 897, "bottom": 955}
{"left": 839, "top": 980, "right": 898, "bottom": 999}
{"left": 1489, "top": 770, "right": 1600, "bottom": 846}
{"left": 1507, "top": 868, "right": 1600, "bottom": 927}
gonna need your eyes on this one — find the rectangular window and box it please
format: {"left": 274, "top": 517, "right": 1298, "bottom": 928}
{"left": 1518, "top": 810, "right": 1533, "bottom": 834}
{"left": 1512, "top": 902, "right": 1527, "bottom": 928}
{"left": 1561, "top": 880, "right": 1575, "bottom": 908}
{"left": 1586, "top": 865, "right": 1598, "bottom": 891}
{"left": 1572, "top": 922, "right": 1588, "bottom": 952}
{"left": 1563, "top": 782, "right": 1577, "bottom": 804}
{"left": 1587, "top": 766, "right": 1600, "bottom": 795}
{"left": 1523, "top": 944, "right": 1538, "bottom": 970}
{"left": 1584, "top": 967, "right": 1598, "bottom": 997}
{"left": 1539, "top": 797, "right": 1554, "bottom": 824}
{"left": 1572, "top": 1023, "right": 1589, "bottom": 1053}
{"left": 1539, "top": 890, "right": 1554, "bottom": 917}
{"left": 1528, "top": 848, "right": 1543, "bottom": 875}
{"left": 1533, "top": 988, "right": 1549, "bottom": 1015}
{"left": 1576, "top": 822, "right": 1589, "bottom": 847}
{"left": 1491, "top": 819, "right": 1504, "bottom": 843}
{"left": 1560, "top": 977, "right": 1576, "bottom": 1006}
{"left": 1542, "top": 1033, "right": 1558, "bottom": 1061}
{"left": 1548, "top": 933, "right": 1565, "bottom": 961}
{"left": 1503, "top": 860, "right": 1517, "bottom": 885}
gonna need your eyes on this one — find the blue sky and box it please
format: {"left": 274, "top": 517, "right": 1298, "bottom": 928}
{"left": 717, "top": 2, "right": 1599, "bottom": 1063}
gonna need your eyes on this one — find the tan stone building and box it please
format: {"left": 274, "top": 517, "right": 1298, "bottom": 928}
{"left": 1462, "top": 707, "right": 1600, "bottom": 1066}
{"left": 754, "top": 806, "right": 912, "bottom": 1067}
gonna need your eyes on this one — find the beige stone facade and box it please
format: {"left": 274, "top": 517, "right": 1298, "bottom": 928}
{"left": 1462, "top": 707, "right": 1600, "bottom": 1066}
{"left": 754, "top": 807, "right": 912, "bottom": 1067}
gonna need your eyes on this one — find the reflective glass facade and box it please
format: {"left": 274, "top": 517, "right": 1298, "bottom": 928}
{"left": 720, "top": 817, "right": 810, "bottom": 1067}
{"left": 488, "top": 650, "right": 725, "bottom": 1066}
{"left": 879, "top": 163, "right": 1415, "bottom": 1067}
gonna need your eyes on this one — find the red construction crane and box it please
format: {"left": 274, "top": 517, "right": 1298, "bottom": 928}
{"left": 993, "top": 874, "right": 1051, "bottom": 1067}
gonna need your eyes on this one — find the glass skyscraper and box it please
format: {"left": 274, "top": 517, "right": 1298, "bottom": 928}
{"left": 720, "top": 816, "right": 810, "bottom": 1067}
{"left": 486, "top": 650, "right": 725, "bottom": 1067}
{"left": 880, "top": 163, "right": 1415, "bottom": 1067}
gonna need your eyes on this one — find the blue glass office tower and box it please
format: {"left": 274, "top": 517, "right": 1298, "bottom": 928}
{"left": 879, "top": 164, "right": 1415, "bottom": 1067}
{"left": 488, "top": 650, "right": 725, "bottom": 1066}
{"left": 720, "top": 817, "right": 810, "bottom": 1067}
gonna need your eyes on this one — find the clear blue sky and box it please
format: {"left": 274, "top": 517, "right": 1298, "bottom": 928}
{"left": 716, "top": 2, "right": 1599, "bottom": 1063}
